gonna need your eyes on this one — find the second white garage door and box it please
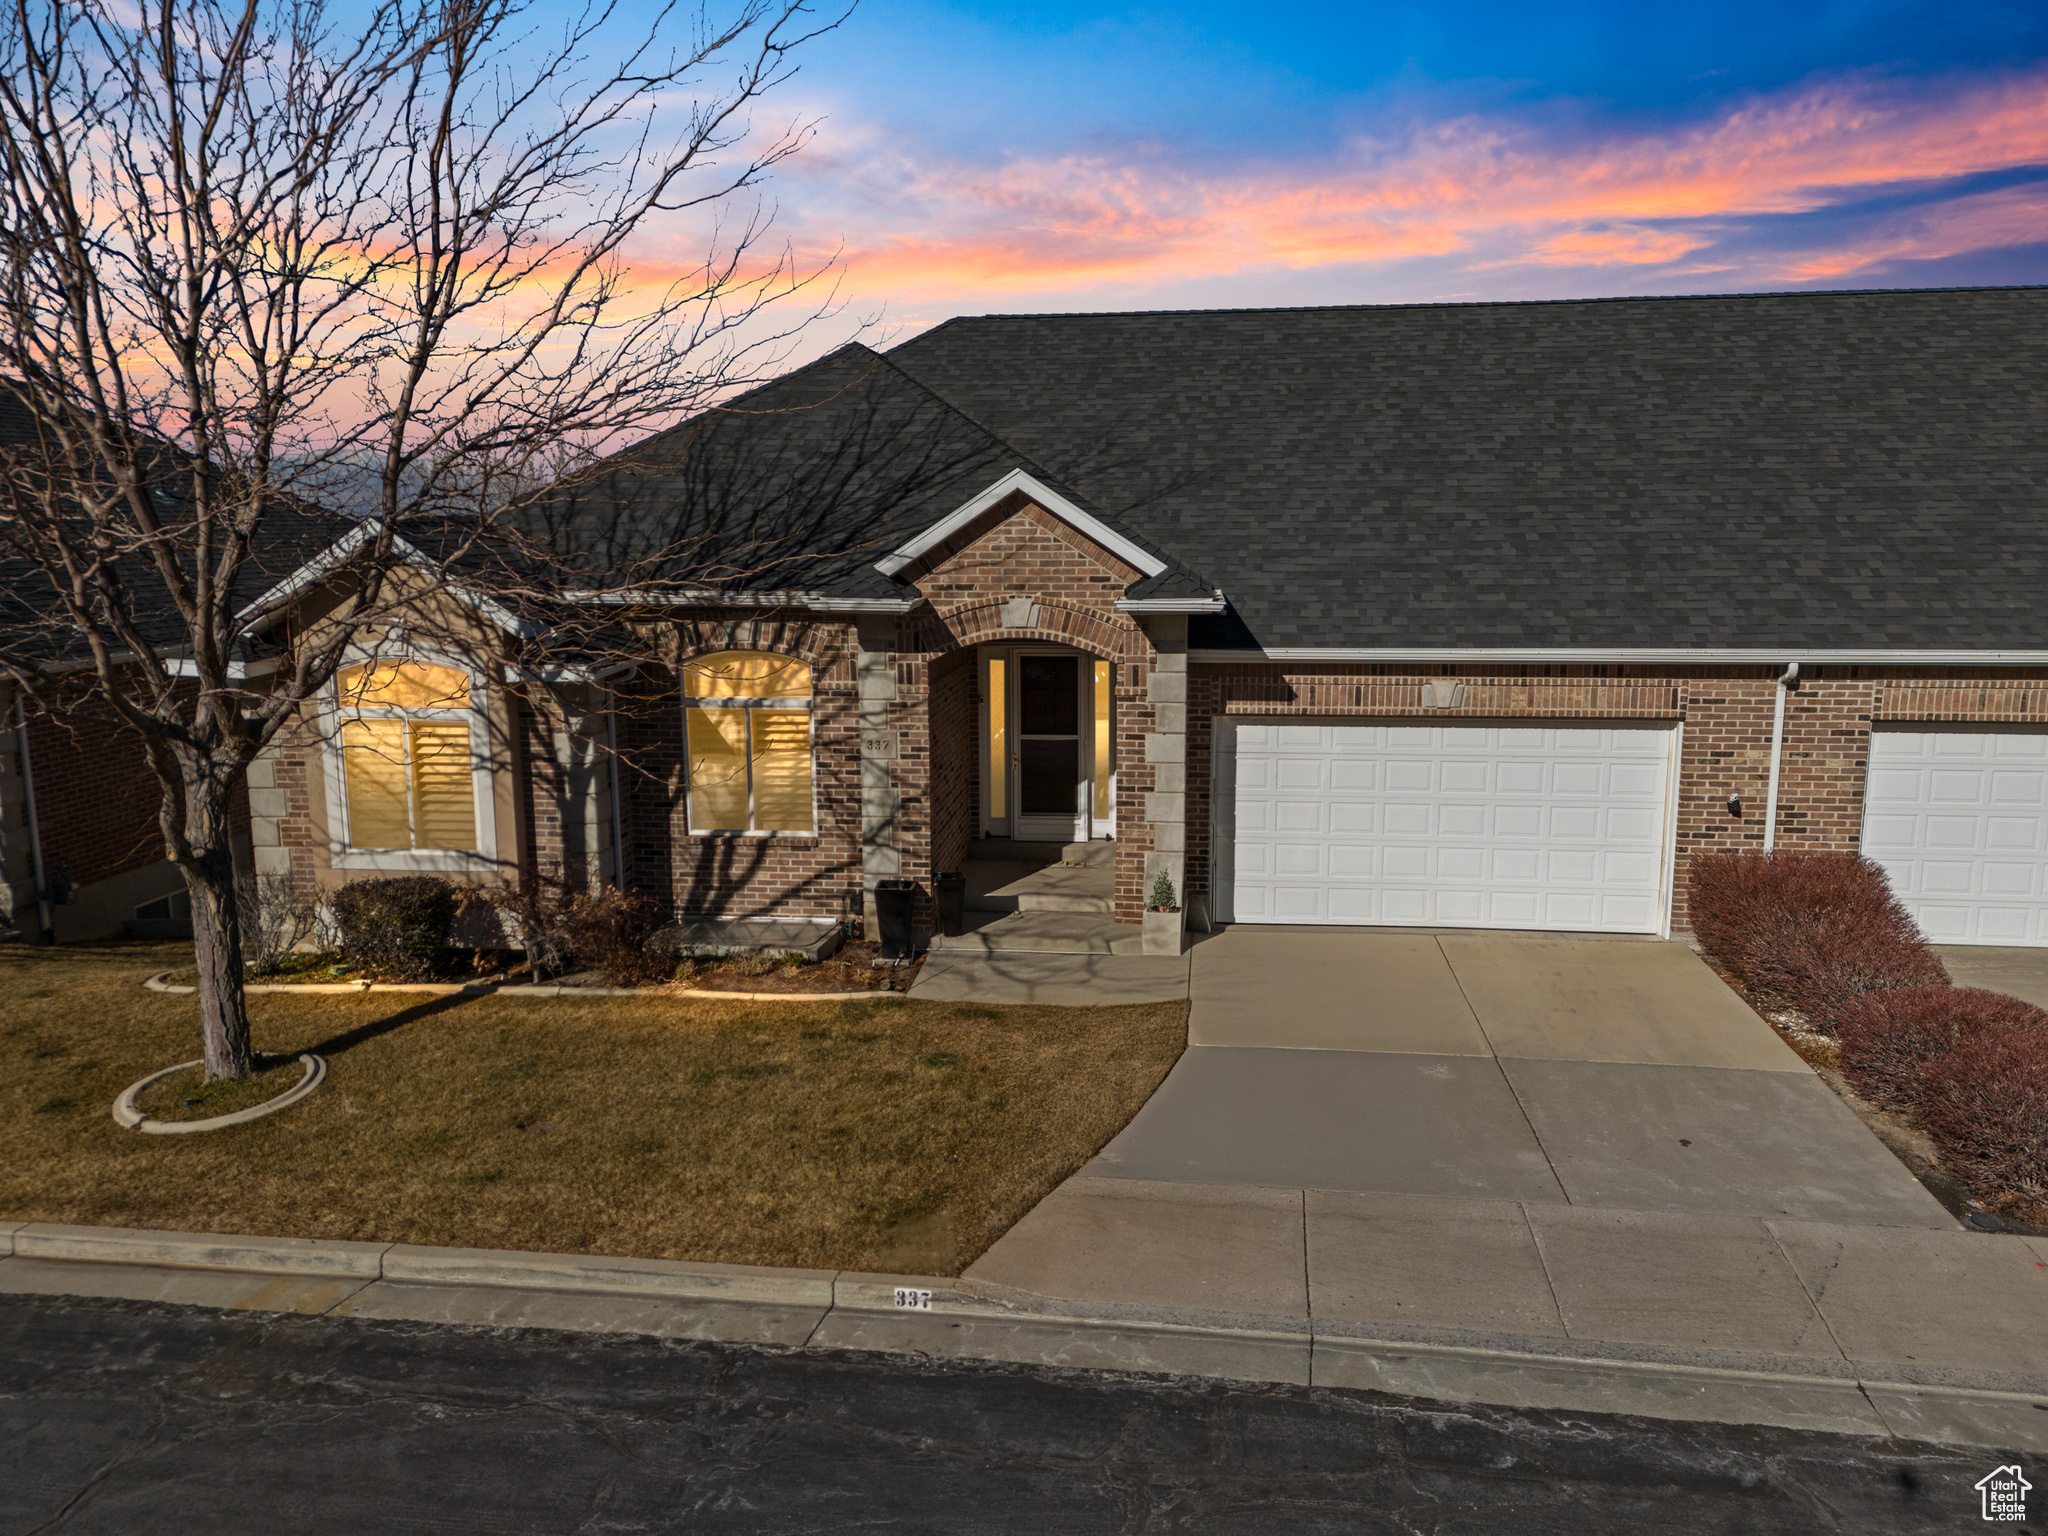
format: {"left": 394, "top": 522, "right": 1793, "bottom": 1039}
{"left": 1861, "top": 728, "right": 2048, "bottom": 946}
{"left": 1219, "top": 721, "right": 1676, "bottom": 933}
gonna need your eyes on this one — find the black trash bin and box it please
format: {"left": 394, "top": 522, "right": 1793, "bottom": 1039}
{"left": 875, "top": 878, "right": 917, "bottom": 960}
{"left": 934, "top": 870, "right": 966, "bottom": 937}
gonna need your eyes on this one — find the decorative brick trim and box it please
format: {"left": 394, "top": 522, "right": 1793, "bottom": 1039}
{"left": 1877, "top": 684, "right": 2048, "bottom": 722}
{"left": 1205, "top": 668, "right": 1681, "bottom": 718}
{"left": 933, "top": 599, "right": 1134, "bottom": 660}
{"left": 661, "top": 616, "right": 847, "bottom": 675}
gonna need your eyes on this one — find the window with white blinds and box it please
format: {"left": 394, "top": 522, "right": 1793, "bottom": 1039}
{"left": 682, "top": 651, "right": 814, "bottom": 833}
{"left": 335, "top": 661, "right": 479, "bottom": 851}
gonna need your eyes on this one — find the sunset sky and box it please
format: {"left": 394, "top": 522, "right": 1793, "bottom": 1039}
{"left": 671, "top": 0, "right": 2048, "bottom": 342}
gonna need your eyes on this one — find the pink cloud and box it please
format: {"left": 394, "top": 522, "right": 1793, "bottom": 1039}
{"left": 762, "top": 69, "right": 2048, "bottom": 301}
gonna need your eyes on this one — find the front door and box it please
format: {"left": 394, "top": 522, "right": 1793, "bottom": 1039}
{"left": 1015, "top": 653, "right": 1084, "bottom": 841}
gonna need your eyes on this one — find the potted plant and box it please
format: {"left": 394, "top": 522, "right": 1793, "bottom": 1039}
{"left": 1143, "top": 870, "right": 1183, "bottom": 956}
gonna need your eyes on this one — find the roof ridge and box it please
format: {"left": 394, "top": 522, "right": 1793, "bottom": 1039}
{"left": 884, "top": 283, "right": 2048, "bottom": 332}
{"left": 873, "top": 348, "right": 1215, "bottom": 592}
{"left": 589, "top": 340, "right": 889, "bottom": 467}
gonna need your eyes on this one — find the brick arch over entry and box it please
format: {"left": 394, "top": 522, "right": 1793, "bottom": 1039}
{"left": 931, "top": 599, "right": 1135, "bottom": 660}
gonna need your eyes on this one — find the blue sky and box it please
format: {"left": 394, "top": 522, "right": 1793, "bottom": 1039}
{"left": 625, "top": 0, "right": 2048, "bottom": 332}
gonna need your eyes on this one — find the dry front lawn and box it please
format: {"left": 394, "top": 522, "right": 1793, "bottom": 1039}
{"left": 0, "top": 941, "right": 1187, "bottom": 1275}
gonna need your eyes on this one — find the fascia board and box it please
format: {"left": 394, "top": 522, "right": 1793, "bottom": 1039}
{"left": 561, "top": 588, "right": 920, "bottom": 615}
{"left": 1117, "top": 595, "right": 1227, "bottom": 614}
{"left": 1192, "top": 646, "right": 2048, "bottom": 665}
{"left": 234, "top": 521, "right": 376, "bottom": 627}
{"left": 508, "top": 660, "right": 639, "bottom": 684}
{"left": 236, "top": 524, "right": 538, "bottom": 641}
{"left": 872, "top": 468, "right": 1168, "bottom": 580}
{"left": 164, "top": 656, "right": 282, "bottom": 680}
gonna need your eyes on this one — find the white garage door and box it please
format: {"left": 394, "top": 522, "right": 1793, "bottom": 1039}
{"left": 1861, "top": 729, "right": 2048, "bottom": 946}
{"left": 1221, "top": 721, "right": 1676, "bottom": 932}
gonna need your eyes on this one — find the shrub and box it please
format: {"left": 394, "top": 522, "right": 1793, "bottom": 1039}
{"left": 1147, "top": 870, "right": 1177, "bottom": 911}
{"left": 330, "top": 876, "right": 458, "bottom": 980}
{"left": 1917, "top": 1025, "right": 2048, "bottom": 1213}
{"left": 565, "top": 886, "right": 669, "bottom": 987}
{"left": 493, "top": 865, "right": 578, "bottom": 981}
{"left": 237, "top": 872, "right": 318, "bottom": 975}
{"left": 1837, "top": 986, "right": 2048, "bottom": 1112}
{"left": 1686, "top": 850, "right": 1947, "bottom": 1033}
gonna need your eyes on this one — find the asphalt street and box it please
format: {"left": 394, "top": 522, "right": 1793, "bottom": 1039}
{"left": 0, "top": 1293, "right": 2021, "bottom": 1534}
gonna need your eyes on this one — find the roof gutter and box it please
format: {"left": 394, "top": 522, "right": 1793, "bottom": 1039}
{"left": 1116, "top": 593, "right": 1228, "bottom": 615}
{"left": 560, "top": 588, "right": 921, "bottom": 616}
{"left": 1193, "top": 647, "right": 2048, "bottom": 665}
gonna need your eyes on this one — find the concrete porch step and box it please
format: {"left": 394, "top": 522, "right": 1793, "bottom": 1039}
{"left": 928, "top": 910, "right": 1144, "bottom": 956}
{"left": 964, "top": 860, "right": 1114, "bottom": 915}
{"left": 970, "top": 837, "right": 1115, "bottom": 869}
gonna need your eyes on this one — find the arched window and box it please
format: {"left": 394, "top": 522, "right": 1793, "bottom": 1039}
{"left": 335, "top": 660, "right": 479, "bottom": 851}
{"left": 683, "top": 652, "right": 815, "bottom": 833}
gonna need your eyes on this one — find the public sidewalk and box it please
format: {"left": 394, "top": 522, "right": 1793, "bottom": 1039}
{"left": 4, "top": 1205, "right": 2047, "bottom": 1453}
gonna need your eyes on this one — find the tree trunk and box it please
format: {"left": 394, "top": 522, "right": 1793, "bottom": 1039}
{"left": 184, "top": 841, "right": 253, "bottom": 1082}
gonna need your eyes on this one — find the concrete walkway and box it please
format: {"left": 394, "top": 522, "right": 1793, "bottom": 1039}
{"left": 909, "top": 949, "right": 1190, "bottom": 1005}
{"left": 962, "top": 1176, "right": 2048, "bottom": 1444}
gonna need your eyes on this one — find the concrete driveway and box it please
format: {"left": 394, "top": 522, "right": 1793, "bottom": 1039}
{"left": 1080, "top": 926, "right": 1954, "bottom": 1226}
{"left": 1937, "top": 945, "right": 2048, "bottom": 1011}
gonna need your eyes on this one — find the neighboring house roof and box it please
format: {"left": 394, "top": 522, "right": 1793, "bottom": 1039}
{"left": 0, "top": 386, "right": 353, "bottom": 670}
{"left": 885, "top": 286, "right": 2048, "bottom": 652}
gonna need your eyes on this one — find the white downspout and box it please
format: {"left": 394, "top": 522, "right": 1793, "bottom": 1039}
{"left": 1762, "top": 662, "right": 1800, "bottom": 853}
{"left": 15, "top": 706, "right": 53, "bottom": 942}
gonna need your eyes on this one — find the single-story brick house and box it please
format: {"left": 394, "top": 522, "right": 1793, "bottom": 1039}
{"left": 243, "top": 285, "right": 2048, "bottom": 954}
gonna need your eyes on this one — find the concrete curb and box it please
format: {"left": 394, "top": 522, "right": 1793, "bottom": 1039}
{"left": 111, "top": 1055, "right": 326, "bottom": 1135}
{"left": 10, "top": 1222, "right": 388, "bottom": 1277}
{"left": 378, "top": 1242, "right": 834, "bottom": 1307}
{"left": 142, "top": 970, "right": 896, "bottom": 1004}
{"left": 4, "top": 1218, "right": 2046, "bottom": 1449}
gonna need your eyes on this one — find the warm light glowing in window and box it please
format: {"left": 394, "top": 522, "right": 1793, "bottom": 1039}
{"left": 1093, "top": 659, "right": 1113, "bottom": 820}
{"left": 987, "top": 657, "right": 1007, "bottom": 820}
{"left": 683, "top": 652, "right": 814, "bottom": 832}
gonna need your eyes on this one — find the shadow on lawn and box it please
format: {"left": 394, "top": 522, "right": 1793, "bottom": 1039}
{"left": 302, "top": 993, "right": 484, "bottom": 1059}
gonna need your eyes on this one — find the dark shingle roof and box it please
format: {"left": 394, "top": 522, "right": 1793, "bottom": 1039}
{"left": 529, "top": 343, "right": 1205, "bottom": 602}
{"left": 885, "top": 287, "right": 2048, "bottom": 651}
{"left": 0, "top": 388, "right": 352, "bottom": 666}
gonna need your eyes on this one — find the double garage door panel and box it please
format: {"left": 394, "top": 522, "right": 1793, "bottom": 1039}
{"left": 1861, "top": 730, "right": 2048, "bottom": 946}
{"left": 1232, "top": 723, "right": 1674, "bottom": 933}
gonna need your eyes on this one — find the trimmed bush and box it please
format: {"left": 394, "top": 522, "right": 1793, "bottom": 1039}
{"left": 1686, "top": 850, "right": 1947, "bottom": 1033}
{"left": 1837, "top": 986, "right": 2048, "bottom": 1112}
{"left": 331, "top": 876, "right": 458, "bottom": 980}
{"left": 566, "top": 886, "right": 669, "bottom": 988}
{"left": 1917, "top": 1026, "right": 2048, "bottom": 1212}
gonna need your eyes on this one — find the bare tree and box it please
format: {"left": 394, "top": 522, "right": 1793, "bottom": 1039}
{"left": 0, "top": 0, "right": 850, "bottom": 1077}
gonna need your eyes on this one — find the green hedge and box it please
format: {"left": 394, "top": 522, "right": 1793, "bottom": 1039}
{"left": 331, "top": 876, "right": 458, "bottom": 980}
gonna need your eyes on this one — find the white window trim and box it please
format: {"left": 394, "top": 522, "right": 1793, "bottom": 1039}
{"left": 319, "top": 645, "right": 501, "bottom": 872}
{"left": 681, "top": 658, "right": 820, "bottom": 838}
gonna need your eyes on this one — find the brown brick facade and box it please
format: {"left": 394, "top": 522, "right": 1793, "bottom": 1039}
{"left": 905, "top": 497, "right": 1159, "bottom": 922}
{"left": 248, "top": 493, "right": 2048, "bottom": 947}
{"left": 1184, "top": 662, "right": 2048, "bottom": 937}
{"left": 20, "top": 705, "right": 171, "bottom": 889}
{"left": 616, "top": 616, "right": 864, "bottom": 924}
